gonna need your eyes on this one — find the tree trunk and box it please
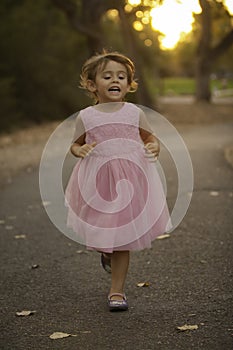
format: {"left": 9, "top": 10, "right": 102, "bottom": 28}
{"left": 195, "top": 0, "right": 212, "bottom": 102}
{"left": 195, "top": 53, "right": 212, "bottom": 101}
{"left": 51, "top": 0, "right": 157, "bottom": 107}
{"left": 196, "top": 0, "right": 233, "bottom": 102}
{"left": 51, "top": 0, "right": 106, "bottom": 54}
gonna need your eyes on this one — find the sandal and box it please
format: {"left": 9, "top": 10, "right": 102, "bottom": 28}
{"left": 108, "top": 293, "right": 128, "bottom": 312}
{"left": 100, "top": 253, "right": 112, "bottom": 273}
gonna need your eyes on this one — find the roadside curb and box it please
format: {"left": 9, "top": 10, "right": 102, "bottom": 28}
{"left": 224, "top": 145, "right": 233, "bottom": 168}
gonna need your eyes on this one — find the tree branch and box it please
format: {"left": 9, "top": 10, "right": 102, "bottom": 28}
{"left": 51, "top": 0, "right": 102, "bottom": 40}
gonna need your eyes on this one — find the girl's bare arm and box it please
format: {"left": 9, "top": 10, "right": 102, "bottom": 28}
{"left": 139, "top": 110, "right": 160, "bottom": 157}
{"left": 70, "top": 114, "right": 96, "bottom": 158}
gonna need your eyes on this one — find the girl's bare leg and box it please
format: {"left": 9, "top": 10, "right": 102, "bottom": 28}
{"left": 109, "top": 250, "right": 130, "bottom": 301}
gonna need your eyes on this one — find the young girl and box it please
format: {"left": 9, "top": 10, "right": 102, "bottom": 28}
{"left": 65, "top": 51, "right": 171, "bottom": 311}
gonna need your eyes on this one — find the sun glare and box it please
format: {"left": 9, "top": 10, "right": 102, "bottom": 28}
{"left": 127, "top": 0, "right": 233, "bottom": 50}
{"left": 128, "top": 0, "right": 141, "bottom": 5}
{"left": 224, "top": 0, "right": 233, "bottom": 15}
{"left": 150, "top": 0, "right": 201, "bottom": 49}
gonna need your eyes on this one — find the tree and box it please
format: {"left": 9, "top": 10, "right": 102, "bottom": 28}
{"left": 196, "top": 0, "right": 233, "bottom": 102}
{"left": 51, "top": 0, "right": 157, "bottom": 107}
{"left": 0, "top": 0, "right": 89, "bottom": 131}
{"left": 51, "top": 0, "right": 114, "bottom": 54}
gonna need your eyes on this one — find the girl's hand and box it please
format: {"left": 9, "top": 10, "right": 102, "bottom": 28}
{"left": 71, "top": 142, "right": 97, "bottom": 158}
{"left": 144, "top": 142, "right": 160, "bottom": 161}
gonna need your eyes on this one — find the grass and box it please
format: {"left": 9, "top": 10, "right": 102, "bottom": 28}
{"left": 162, "top": 78, "right": 194, "bottom": 95}
{"left": 157, "top": 77, "right": 233, "bottom": 96}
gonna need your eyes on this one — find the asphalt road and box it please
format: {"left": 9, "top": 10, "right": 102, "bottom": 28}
{"left": 0, "top": 122, "right": 233, "bottom": 350}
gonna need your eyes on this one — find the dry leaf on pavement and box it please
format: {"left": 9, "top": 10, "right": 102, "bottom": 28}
{"left": 31, "top": 264, "right": 39, "bottom": 269}
{"left": 49, "top": 332, "right": 77, "bottom": 339}
{"left": 8, "top": 216, "right": 17, "bottom": 220}
{"left": 137, "top": 282, "right": 150, "bottom": 287}
{"left": 42, "top": 201, "right": 51, "bottom": 207}
{"left": 177, "top": 324, "right": 198, "bottom": 331}
{"left": 77, "top": 250, "right": 88, "bottom": 254}
{"left": 14, "top": 234, "right": 26, "bottom": 239}
{"left": 16, "top": 310, "right": 36, "bottom": 317}
{"left": 209, "top": 191, "right": 219, "bottom": 196}
{"left": 5, "top": 225, "right": 14, "bottom": 230}
{"left": 80, "top": 331, "right": 91, "bottom": 334}
{"left": 156, "top": 234, "right": 170, "bottom": 240}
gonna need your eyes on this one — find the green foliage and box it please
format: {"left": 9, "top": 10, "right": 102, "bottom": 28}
{"left": 0, "top": 0, "right": 89, "bottom": 132}
{"left": 0, "top": 77, "right": 22, "bottom": 129}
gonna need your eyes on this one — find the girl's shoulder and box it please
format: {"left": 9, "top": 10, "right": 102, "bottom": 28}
{"left": 125, "top": 102, "right": 140, "bottom": 112}
{"left": 78, "top": 106, "right": 96, "bottom": 125}
{"left": 124, "top": 103, "right": 144, "bottom": 121}
{"left": 79, "top": 106, "right": 94, "bottom": 117}
{"left": 78, "top": 106, "right": 99, "bottom": 131}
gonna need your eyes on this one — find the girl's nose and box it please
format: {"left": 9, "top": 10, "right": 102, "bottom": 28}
{"left": 112, "top": 75, "right": 119, "bottom": 82}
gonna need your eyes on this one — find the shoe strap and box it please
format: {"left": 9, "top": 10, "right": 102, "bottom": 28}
{"left": 108, "top": 293, "right": 126, "bottom": 300}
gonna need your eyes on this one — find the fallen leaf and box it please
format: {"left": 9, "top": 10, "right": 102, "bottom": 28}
{"left": 49, "top": 332, "right": 77, "bottom": 340}
{"left": 80, "top": 331, "right": 91, "bottom": 334}
{"left": 177, "top": 324, "right": 198, "bottom": 331}
{"left": 156, "top": 234, "right": 170, "bottom": 240}
{"left": 42, "top": 201, "right": 51, "bottom": 207}
{"left": 8, "top": 216, "right": 17, "bottom": 220}
{"left": 209, "top": 191, "right": 219, "bottom": 197}
{"left": 137, "top": 282, "right": 150, "bottom": 287}
{"left": 16, "top": 310, "right": 36, "bottom": 317}
{"left": 14, "top": 234, "right": 26, "bottom": 239}
{"left": 31, "top": 264, "right": 39, "bottom": 269}
{"left": 77, "top": 250, "right": 88, "bottom": 254}
{"left": 200, "top": 260, "right": 207, "bottom": 264}
{"left": 5, "top": 225, "right": 14, "bottom": 230}
{"left": 26, "top": 167, "right": 33, "bottom": 173}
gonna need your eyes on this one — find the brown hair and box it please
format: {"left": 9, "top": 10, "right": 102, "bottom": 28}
{"left": 80, "top": 51, "right": 138, "bottom": 102}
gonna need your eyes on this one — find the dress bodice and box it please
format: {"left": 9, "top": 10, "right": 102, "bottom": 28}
{"left": 79, "top": 103, "right": 143, "bottom": 156}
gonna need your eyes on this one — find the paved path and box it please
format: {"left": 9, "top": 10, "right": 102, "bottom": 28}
{"left": 0, "top": 123, "right": 232, "bottom": 350}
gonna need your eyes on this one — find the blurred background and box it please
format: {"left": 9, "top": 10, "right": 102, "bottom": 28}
{"left": 0, "top": 0, "right": 233, "bottom": 132}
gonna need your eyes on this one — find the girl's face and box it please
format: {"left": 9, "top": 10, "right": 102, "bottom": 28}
{"left": 87, "top": 60, "right": 131, "bottom": 103}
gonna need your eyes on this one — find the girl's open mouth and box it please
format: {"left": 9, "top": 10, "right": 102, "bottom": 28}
{"left": 108, "top": 87, "right": 121, "bottom": 92}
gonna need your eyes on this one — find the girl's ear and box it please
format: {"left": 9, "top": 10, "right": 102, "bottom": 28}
{"left": 86, "top": 80, "right": 97, "bottom": 92}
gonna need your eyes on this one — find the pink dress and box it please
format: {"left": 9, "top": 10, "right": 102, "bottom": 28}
{"left": 65, "top": 103, "right": 171, "bottom": 252}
